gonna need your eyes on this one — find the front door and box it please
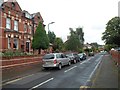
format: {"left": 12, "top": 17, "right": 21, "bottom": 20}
{"left": 26, "top": 42, "right": 29, "bottom": 52}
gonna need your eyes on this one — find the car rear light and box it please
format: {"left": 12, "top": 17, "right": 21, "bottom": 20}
{"left": 54, "top": 59, "right": 57, "bottom": 64}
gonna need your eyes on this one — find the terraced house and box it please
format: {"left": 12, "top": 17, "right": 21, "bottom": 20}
{"left": 0, "top": 0, "right": 44, "bottom": 53}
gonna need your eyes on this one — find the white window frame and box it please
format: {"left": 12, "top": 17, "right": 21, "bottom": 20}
{"left": 8, "top": 37, "right": 11, "bottom": 49}
{"left": 29, "top": 25, "right": 32, "bottom": 34}
{"left": 24, "top": 24, "right": 27, "bottom": 33}
{"left": 6, "top": 18, "right": 11, "bottom": 29}
{"left": 14, "top": 20, "right": 18, "bottom": 31}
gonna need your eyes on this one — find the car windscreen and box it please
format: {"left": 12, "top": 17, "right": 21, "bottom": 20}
{"left": 66, "top": 53, "right": 72, "bottom": 56}
{"left": 43, "top": 54, "right": 55, "bottom": 59}
{"left": 78, "top": 54, "right": 82, "bottom": 56}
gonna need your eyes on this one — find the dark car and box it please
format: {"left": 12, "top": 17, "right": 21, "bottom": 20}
{"left": 66, "top": 53, "right": 80, "bottom": 63}
{"left": 78, "top": 53, "right": 87, "bottom": 61}
{"left": 88, "top": 51, "right": 94, "bottom": 56}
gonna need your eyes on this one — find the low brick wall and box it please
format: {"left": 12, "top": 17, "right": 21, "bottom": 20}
{"left": 110, "top": 50, "right": 120, "bottom": 65}
{"left": 1, "top": 55, "right": 43, "bottom": 69}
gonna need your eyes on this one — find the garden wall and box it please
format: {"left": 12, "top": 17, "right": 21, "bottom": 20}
{"left": 1, "top": 55, "right": 43, "bottom": 69}
{"left": 110, "top": 50, "right": 120, "bottom": 66}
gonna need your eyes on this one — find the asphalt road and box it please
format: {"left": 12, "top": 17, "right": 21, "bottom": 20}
{"left": 2, "top": 53, "right": 103, "bottom": 89}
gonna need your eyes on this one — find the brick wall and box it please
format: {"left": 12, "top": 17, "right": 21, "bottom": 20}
{"left": 1, "top": 55, "right": 43, "bottom": 69}
{"left": 110, "top": 50, "right": 120, "bottom": 66}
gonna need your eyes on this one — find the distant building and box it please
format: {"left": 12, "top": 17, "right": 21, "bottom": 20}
{"left": 83, "top": 43, "right": 92, "bottom": 49}
{"left": 0, "top": 0, "right": 44, "bottom": 52}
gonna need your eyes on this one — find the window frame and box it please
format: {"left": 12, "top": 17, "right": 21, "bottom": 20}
{"left": 24, "top": 23, "right": 27, "bottom": 33}
{"left": 8, "top": 37, "right": 11, "bottom": 49}
{"left": 14, "top": 20, "right": 18, "bottom": 31}
{"left": 6, "top": 18, "right": 11, "bottom": 29}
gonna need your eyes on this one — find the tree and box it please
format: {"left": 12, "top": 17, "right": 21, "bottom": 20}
{"left": 102, "top": 17, "right": 120, "bottom": 47}
{"left": 48, "top": 31, "right": 56, "bottom": 44}
{"left": 90, "top": 42, "right": 99, "bottom": 52}
{"left": 32, "top": 22, "right": 49, "bottom": 54}
{"left": 76, "top": 27, "right": 84, "bottom": 45}
{"left": 53, "top": 37, "right": 63, "bottom": 52}
{"left": 65, "top": 28, "right": 81, "bottom": 52}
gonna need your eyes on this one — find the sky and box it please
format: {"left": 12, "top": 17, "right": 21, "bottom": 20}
{"left": 5, "top": 0, "right": 119, "bottom": 45}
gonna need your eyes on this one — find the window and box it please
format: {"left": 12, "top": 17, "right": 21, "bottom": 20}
{"left": 8, "top": 37, "right": 11, "bottom": 49}
{"left": 29, "top": 25, "right": 32, "bottom": 34}
{"left": 6, "top": 18, "right": 11, "bottom": 29}
{"left": 61, "top": 54, "right": 65, "bottom": 58}
{"left": 14, "top": 20, "right": 18, "bottom": 31}
{"left": 24, "top": 24, "right": 27, "bottom": 33}
{"left": 43, "top": 54, "right": 55, "bottom": 59}
{"left": 25, "top": 13, "right": 32, "bottom": 19}
{"left": 12, "top": 2, "right": 15, "bottom": 8}
{"left": 13, "top": 38, "right": 18, "bottom": 49}
{"left": 56, "top": 54, "right": 61, "bottom": 58}
{"left": 8, "top": 11, "right": 11, "bottom": 14}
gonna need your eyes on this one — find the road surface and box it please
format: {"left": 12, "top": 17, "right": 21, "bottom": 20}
{"left": 2, "top": 53, "right": 104, "bottom": 89}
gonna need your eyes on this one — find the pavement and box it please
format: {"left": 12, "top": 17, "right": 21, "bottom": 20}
{"left": 91, "top": 54, "right": 119, "bottom": 89}
{"left": 1, "top": 53, "right": 119, "bottom": 89}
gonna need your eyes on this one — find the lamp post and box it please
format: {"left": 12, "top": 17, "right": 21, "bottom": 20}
{"left": 48, "top": 22, "right": 55, "bottom": 32}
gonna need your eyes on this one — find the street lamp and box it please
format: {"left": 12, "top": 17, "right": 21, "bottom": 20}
{"left": 48, "top": 22, "right": 55, "bottom": 32}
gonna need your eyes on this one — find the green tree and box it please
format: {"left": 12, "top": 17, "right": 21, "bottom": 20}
{"left": 91, "top": 42, "right": 99, "bottom": 52}
{"left": 65, "top": 28, "right": 81, "bottom": 52}
{"left": 76, "top": 27, "right": 84, "bottom": 45}
{"left": 48, "top": 31, "right": 56, "bottom": 44}
{"left": 102, "top": 17, "right": 120, "bottom": 47}
{"left": 32, "top": 22, "right": 49, "bottom": 54}
{"left": 53, "top": 37, "right": 63, "bottom": 52}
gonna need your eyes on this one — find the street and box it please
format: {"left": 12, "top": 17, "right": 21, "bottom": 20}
{"left": 2, "top": 53, "right": 104, "bottom": 89}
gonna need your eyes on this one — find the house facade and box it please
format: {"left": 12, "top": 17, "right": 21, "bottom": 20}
{"left": 0, "top": 0, "right": 44, "bottom": 53}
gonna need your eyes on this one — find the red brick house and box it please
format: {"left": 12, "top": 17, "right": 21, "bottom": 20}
{"left": 0, "top": 0, "right": 44, "bottom": 53}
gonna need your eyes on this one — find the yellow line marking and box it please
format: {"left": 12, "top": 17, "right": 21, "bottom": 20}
{"left": 80, "top": 86, "right": 90, "bottom": 88}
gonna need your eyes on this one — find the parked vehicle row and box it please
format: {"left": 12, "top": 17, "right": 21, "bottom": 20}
{"left": 42, "top": 52, "right": 91, "bottom": 70}
{"left": 66, "top": 53, "right": 80, "bottom": 64}
{"left": 78, "top": 53, "right": 87, "bottom": 61}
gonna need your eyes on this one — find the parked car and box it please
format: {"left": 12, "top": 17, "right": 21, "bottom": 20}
{"left": 78, "top": 53, "right": 87, "bottom": 61}
{"left": 88, "top": 51, "right": 94, "bottom": 56}
{"left": 66, "top": 53, "right": 80, "bottom": 63}
{"left": 42, "top": 53, "right": 71, "bottom": 70}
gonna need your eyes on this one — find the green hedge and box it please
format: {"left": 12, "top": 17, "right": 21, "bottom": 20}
{"left": 1, "top": 51, "right": 34, "bottom": 57}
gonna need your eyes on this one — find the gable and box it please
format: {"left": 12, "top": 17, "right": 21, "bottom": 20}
{"left": 3, "top": 0, "right": 22, "bottom": 12}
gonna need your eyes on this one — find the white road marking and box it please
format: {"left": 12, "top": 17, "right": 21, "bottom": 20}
{"left": 80, "top": 60, "right": 87, "bottom": 65}
{"left": 29, "top": 78, "right": 54, "bottom": 90}
{"left": 84, "top": 55, "right": 103, "bottom": 85}
{"left": 64, "top": 66, "right": 77, "bottom": 73}
{"left": 80, "top": 57, "right": 92, "bottom": 65}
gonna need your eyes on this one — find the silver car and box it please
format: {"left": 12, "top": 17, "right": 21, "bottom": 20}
{"left": 42, "top": 53, "right": 71, "bottom": 70}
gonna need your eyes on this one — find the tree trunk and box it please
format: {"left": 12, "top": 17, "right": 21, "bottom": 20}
{"left": 38, "top": 49, "right": 41, "bottom": 54}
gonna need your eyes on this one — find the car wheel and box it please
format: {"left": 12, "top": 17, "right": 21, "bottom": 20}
{"left": 44, "top": 67, "right": 49, "bottom": 70}
{"left": 58, "top": 64, "right": 62, "bottom": 70}
{"left": 68, "top": 61, "right": 71, "bottom": 66}
{"left": 74, "top": 60, "right": 76, "bottom": 64}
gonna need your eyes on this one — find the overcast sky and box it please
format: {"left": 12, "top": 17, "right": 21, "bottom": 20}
{"left": 6, "top": 0, "right": 119, "bottom": 45}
